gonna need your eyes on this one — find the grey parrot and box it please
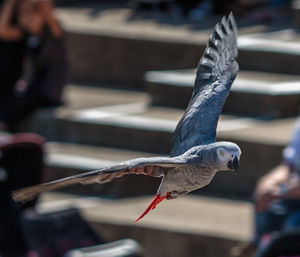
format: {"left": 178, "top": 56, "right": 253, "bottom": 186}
{"left": 12, "top": 13, "right": 241, "bottom": 222}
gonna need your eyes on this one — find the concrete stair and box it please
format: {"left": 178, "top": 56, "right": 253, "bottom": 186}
{"left": 36, "top": 192, "right": 253, "bottom": 257}
{"left": 19, "top": 84, "right": 149, "bottom": 141}
{"left": 14, "top": 5, "right": 300, "bottom": 256}
{"left": 146, "top": 69, "right": 300, "bottom": 118}
{"left": 25, "top": 83, "right": 296, "bottom": 198}
{"left": 17, "top": 85, "right": 294, "bottom": 199}
{"left": 57, "top": 4, "right": 300, "bottom": 88}
{"left": 40, "top": 113, "right": 293, "bottom": 199}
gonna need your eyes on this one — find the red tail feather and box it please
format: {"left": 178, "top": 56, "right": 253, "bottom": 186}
{"left": 135, "top": 193, "right": 169, "bottom": 223}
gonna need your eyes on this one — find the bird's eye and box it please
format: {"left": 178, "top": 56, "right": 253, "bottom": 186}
{"left": 219, "top": 150, "right": 224, "bottom": 156}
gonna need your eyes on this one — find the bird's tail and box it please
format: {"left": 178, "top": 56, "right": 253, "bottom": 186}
{"left": 135, "top": 193, "right": 170, "bottom": 223}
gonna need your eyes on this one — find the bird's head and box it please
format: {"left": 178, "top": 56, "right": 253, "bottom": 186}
{"left": 214, "top": 141, "right": 241, "bottom": 172}
{"left": 184, "top": 142, "right": 241, "bottom": 172}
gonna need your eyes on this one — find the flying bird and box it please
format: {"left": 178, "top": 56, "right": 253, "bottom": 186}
{"left": 12, "top": 14, "right": 241, "bottom": 222}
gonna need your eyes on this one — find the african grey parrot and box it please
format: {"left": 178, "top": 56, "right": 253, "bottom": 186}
{"left": 13, "top": 13, "right": 241, "bottom": 222}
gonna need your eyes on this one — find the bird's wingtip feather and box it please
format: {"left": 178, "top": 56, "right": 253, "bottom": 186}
{"left": 12, "top": 184, "right": 44, "bottom": 203}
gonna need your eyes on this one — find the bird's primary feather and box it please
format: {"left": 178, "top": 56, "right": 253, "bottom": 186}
{"left": 170, "top": 14, "right": 238, "bottom": 157}
{"left": 12, "top": 156, "right": 186, "bottom": 202}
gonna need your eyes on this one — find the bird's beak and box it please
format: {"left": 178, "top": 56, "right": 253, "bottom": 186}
{"left": 228, "top": 156, "right": 239, "bottom": 172}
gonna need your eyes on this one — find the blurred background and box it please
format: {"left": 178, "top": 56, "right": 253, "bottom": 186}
{"left": 0, "top": 0, "right": 300, "bottom": 256}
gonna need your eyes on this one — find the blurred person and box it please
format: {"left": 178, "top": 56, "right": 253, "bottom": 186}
{"left": 185, "top": 0, "right": 240, "bottom": 21}
{"left": 0, "top": 1, "right": 66, "bottom": 254}
{"left": 0, "top": 132, "right": 45, "bottom": 257}
{"left": 211, "top": 0, "right": 239, "bottom": 14}
{"left": 0, "top": 0, "right": 67, "bottom": 131}
{"left": 254, "top": 117, "right": 300, "bottom": 240}
{"left": 232, "top": 117, "right": 300, "bottom": 257}
{"left": 246, "top": 0, "right": 292, "bottom": 23}
{"left": 131, "top": 0, "right": 240, "bottom": 18}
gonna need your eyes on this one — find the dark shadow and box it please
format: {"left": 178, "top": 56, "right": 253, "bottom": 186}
{"left": 55, "top": 0, "right": 294, "bottom": 33}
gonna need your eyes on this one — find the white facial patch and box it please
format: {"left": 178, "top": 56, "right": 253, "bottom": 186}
{"left": 217, "top": 147, "right": 229, "bottom": 162}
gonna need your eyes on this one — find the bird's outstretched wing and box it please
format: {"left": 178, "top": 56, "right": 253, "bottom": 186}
{"left": 171, "top": 14, "right": 238, "bottom": 157}
{"left": 12, "top": 156, "right": 185, "bottom": 203}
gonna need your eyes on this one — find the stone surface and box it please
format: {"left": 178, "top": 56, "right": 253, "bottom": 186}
{"left": 37, "top": 192, "right": 253, "bottom": 257}
{"left": 56, "top": 3, "right": 300, "bottom": 87}
{"left": 41, "top": 119, "right": 295, "bottom": 199}
{"left": 18, "top": 84, "right": 149, "bottom": 140}
{"left": 293, "top": 0, "right": 300, "bottom": 30}
{"left": 146, "top": 69, "right": 300, "bottom": 118}
{"left": 18, "top": 84, "right": 297, "bottom": 198}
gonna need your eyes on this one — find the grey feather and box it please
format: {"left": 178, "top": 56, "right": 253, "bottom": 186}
{"left": 170, "top": 13, "right": 238, "bottom": 157}
{"left": 12, "top": 156, "right": 186, "bottom": 202}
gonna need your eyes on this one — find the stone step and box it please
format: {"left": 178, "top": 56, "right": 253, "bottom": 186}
{"left": 20, "top": 84, "right": 297, "bottom": 198}
{"left": 238, "top": 30, "right": 300, "bottom": 75}
{"left": 37, "top": 192, "right": 253, "bottom": 257}
{"left": 53, "top": 114, "right": 296, "bottom": 198}
{"left": 57, "top": 4, "right": 300, "bottom": 87}
{"left": 18, "top": 84, "right": 149, "bottom": 140}
{"left": 40, "top": 115, "right": 296, "bottom": 199}
{"left": 145, "top": 69, "right": 300, "bottom": 118}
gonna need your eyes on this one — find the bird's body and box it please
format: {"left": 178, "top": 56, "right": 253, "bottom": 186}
{"left": 13, "top": 14, "right": 241, "bottom": 222}
{"left": 158, "top": 142, "right": 240, "bottom": 198}
{"left": 158, "top": 165, "right": 216, "bottom": 198}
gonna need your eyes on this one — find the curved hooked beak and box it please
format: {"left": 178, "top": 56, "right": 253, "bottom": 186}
{"left": 228, "top": 156, "right": 239, "bottom": 172}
